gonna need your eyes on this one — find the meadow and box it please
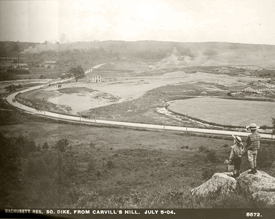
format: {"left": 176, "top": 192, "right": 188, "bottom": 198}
{"left": 1, "top": 102, "right": 275, "bottom": 208}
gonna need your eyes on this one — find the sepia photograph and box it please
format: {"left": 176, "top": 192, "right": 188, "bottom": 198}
{"left": 0, "top": 0, "right": 275, "bottom": 218}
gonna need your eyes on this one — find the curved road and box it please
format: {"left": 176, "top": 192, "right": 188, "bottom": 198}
{"left": 3, "top": 68, "right": 274, "bottom": 140}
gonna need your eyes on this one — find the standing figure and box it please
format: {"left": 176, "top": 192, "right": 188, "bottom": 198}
{"left": 245, "top": 123, "right": 261, "bottom": 174}
{"left": 229, "top": 135, "right": 244, "bottom": 178}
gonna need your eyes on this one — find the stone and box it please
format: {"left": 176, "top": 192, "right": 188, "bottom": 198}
{"left": 191, "top": 172, "right": 237, "bottom": 198}
{"left": 237, "top": 170, "right": 275, "bottom": 207}
{"left": 191, "top": 170, "right": 275, "bottom": 207}
{"left": 237, "top": 170, "right": 275, "bottom": 197}
{"left": 252, "top": 191, "right": 275, "bottom": 208}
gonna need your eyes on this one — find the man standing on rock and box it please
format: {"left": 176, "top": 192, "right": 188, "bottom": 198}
{"left": 245, "top": 123, "right": 261, "bottom": 174}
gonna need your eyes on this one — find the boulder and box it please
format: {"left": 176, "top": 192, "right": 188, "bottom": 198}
{"left": 237, "top": 170, "right": 275, "bottom": 195}
{"left": 252, "top": 191, "right": 275, "bottom": 208}
{"left": 191, "top": 172, "right": 237, "bottom": 197}
{"left": 237, "top": 170, "right": 275, "bottom": 207}
{"left": 191, "top": 170, "right": 275, "bottom": 207}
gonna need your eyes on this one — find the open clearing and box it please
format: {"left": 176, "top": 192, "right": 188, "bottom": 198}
{"left": 168, "top": 97, "right": 275, "bottom": 127}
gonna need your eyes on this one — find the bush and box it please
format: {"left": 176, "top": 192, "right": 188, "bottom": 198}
{"left": 198, "top": 145, "right": 209, "bottom": 153}
{"left": 42, "top": 142, "right": 49, "bottom": 150}
{"left": 257, "top": 144, "right": 275, "bottom": 168}
{"left": 106, "top": 160, "right": 114, "bottom": 169}
{"left": 87, "top": 158, "right": 96, "bottom": 173}
{"left": 96, "top": 171, "right": 101, "bottom": 177}
{"left": 90, "top": 142, "right": 96, "bottom": 149}
{"left": 55, "top": 138, "right": 69, "bottom": 152}
{"left": 205, "top": 150, "right": 219, "bottom": 163}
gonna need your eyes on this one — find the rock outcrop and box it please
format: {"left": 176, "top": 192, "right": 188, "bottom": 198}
{"left": 191, "top": 170, "right": 275, "bottom": 207}
{"left": 238, "top": 170, "right": 275, "bottom": 207}
{"left": 191, "top": 172, "right": 237, "bottom": 197}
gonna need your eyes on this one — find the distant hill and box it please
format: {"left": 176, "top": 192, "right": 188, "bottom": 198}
{"left": 2, "top": 41, "right": 275, "bottom": 69}
{"left": 0, "top": 41, "right": 39, "bottom": 57}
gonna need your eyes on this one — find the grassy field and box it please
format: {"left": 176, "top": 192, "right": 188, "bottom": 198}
{"left": 1, "top": 96, "right": 275, "bottom": 208}
{"left": 168, "top": 97, "right": 275, "bottom": 127}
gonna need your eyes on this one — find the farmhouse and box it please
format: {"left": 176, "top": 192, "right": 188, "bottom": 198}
{"left": 0, "top": 57, "right": 28, "bottom": 69}
{"left": 0, "top": 60, "right": 14, "bottom": 68}
{"left": 87, "top": 75, "right": 103, "bottom": 83}
{"left": 45, "top": 61, "right": 57, "bottom": 68}
{"left": 17, "top": 63, "right": 29, "bottom": 70}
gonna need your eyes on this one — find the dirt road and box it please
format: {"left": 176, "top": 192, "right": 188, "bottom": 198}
{"left": 5, "top": 87, "right": 273, "bottom": 139}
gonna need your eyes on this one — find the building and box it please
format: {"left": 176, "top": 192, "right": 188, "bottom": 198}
{"left": 87, "top": 75, "right": 103, "bottom": 83}
{"left": 0, "top": 57, "right": 28, "bottom": 69}
{"left": 17, "top": 63, "right": 29, "bottom": 70}
{"left": 45, "top": 61, "right": 57, "bottom": 68}
{"left": 0, "top": 60, "right": 15, "bottom": 68}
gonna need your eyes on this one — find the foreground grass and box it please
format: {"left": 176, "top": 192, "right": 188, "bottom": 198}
{"left": 1, "top": 107, "right": 274, "bottom": 208}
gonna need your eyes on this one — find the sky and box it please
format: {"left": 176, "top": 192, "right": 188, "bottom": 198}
{"left": 0, "top": 0, "right": 275, "bottom": 44}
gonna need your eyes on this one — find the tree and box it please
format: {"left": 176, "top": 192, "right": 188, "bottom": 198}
{"left": 68, "top": 65, "right": 85, "bottom": 82}
{"left": 42, "top": 142, "right": 49, "bottom": 150}
{"left": 12, "top": 42, "right": 20, "bottom": 53}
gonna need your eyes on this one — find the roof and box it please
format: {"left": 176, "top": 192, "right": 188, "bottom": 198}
{"left": 45, "top": 61, "right": 57, "bottom": 64}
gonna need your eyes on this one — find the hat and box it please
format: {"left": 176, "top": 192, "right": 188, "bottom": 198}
{"left": 246, "top": 123, "right": 260, "bottom": 130}
{"left": 232, "top": 135, "right": 242, "bottom": 144}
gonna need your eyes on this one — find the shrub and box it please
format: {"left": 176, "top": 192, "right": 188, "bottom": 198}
{"left": 257, "top": 145, "right": 275, "bottom": 168}
{"left": 55, "top": 138, "right": 69, "bottom": 152}
{"left": 205, "top": 150, "right": 219, "bottom": 163}
{"left": 15, "top": 135, "right": 37, "bottom": 157}
{"left": 96, "top": 171, "right": 101, "bottom": 177}
{"left": 87, "top": 159, "right": 96, "bottom": 173}
{"left": 42, "top": 142, "right": 49, "bottom": 150}
{"left": 198, "top": 145, "right": 209, "bottom": 153}
{"left": 90, "top": 142, "right": 96, "bottom": 149}
{"left": 106, "top": 160, "right": 114, "bottom": 169}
